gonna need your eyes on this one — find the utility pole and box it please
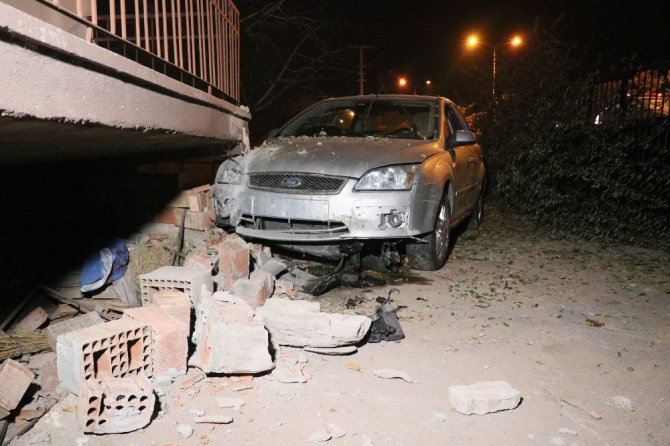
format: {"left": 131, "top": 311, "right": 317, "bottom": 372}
{"left": 351, "top": 45, "right": 373, "bottom": 95}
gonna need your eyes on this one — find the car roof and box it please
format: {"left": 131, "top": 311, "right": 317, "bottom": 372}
{"left": 319, "top": 94, "right": 451, "bottom": 103}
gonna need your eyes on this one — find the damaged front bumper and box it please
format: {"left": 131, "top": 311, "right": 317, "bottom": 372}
{"left": 213, "top": 179, "right": 440, "bottom": 243}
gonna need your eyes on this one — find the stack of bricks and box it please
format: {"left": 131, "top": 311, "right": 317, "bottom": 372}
{"left": 168, "top": 185, "right": 215, "bottom": 230}
{"left": 78, "top": 374, "right": 155, "bottom": 434}
{"left": 123, "top": 307, "right": 188, "bottom": 380}
{"left": 56, "top": 319, "right": 152, "bottom": 395}
{"left": 0, "top": 359, "right": 35, "bottom": 417}
{"left": 139, "top": 266, "right": 213, "bottom": 308}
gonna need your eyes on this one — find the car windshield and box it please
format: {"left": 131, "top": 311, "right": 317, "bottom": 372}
{"left": 278, "top": 98, "right": 438, "bottom": 140}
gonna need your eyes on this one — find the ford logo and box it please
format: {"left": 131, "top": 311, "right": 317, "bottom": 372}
{"left": 281, "top": 177, "right": 302, "bottom": 188}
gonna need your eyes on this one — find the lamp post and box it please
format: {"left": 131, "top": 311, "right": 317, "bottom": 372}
{"left": 466, "top": 34, "right": 523, "bottom": 99}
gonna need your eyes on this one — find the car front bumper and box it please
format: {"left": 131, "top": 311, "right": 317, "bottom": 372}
{"left": 214, "top": 178, "right": 440, "bottom": 243}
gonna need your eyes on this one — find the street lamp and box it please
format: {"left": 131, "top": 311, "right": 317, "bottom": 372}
{"left": 466, "top": 34, "right": 523, "bottom": 99}
{"left": 397, "top": 76, "right": 408, "bottom": 93}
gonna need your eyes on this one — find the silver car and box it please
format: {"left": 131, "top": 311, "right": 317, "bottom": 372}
{"left": 214, "top": 95, "right": 485, "bottom": 270}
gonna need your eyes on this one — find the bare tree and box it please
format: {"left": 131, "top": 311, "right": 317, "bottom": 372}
{"left": 237, "top": 0, "right": 352, "bottom": 113}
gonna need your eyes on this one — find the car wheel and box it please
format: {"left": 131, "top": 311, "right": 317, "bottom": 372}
{"left": 467, "top": 186, "right": 484, "bottom": 230}
{"left": 406, "top": 193, "right": 451, "bottom": 271}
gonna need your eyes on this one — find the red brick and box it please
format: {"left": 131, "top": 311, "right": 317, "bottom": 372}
{"left": 0, "top": 359, "right": 35, "bottom": 411}
{"left": 174, "top": 209, "right": 214, "bottom": 231}
{"left": 218, "top": 239, "right": 250, "bottom": 291}
{"left": 188, "top": 192, "right": 208, "bottom": 212}
{"left": 183, "top": 246, "right": 215, "bottom": 272}
{"left": 154, "top": 207, "right": 178, "bottom": 225}
{"left": 123, "top": 307, "right": 188, "bottom": 378}
{"left": 150, "top": 290, "right": 191, "bottom": 330}
{"left": 10, "top": 307, "right": 48, "bottom": 333}
{"left": 77, "top": 374, "right": 154, "bottom": 434}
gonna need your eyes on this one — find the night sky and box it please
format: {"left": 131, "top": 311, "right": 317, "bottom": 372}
{"left": 319, "top": 0, "right": 669, "bottom": 97}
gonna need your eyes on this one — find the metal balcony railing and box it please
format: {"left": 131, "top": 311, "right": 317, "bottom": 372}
{"left": 35, "top": 0, "right": 239, "bottom": 103}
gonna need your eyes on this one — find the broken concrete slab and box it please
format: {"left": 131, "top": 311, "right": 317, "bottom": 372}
{"left": 304, "top": 346, "right": 358, "bottom": 355}
{"left": 255, "top": 298, "right": 371, "bottom": 348}
{"left": 45, "top": 312, "right": 104, "bottom": 352}
{"left": 123, "top": 307, "right": 188, "bottom": 381}
{"left": 0, "top": 359, "right": 35, "bottom": 412}
{"left": 77, "top": 374, "right": 155, "bottom": 434}
{"left": 448, "top": 381, "right": 521, "bottom": 415}
{"left": 190, "top": 293, "right": 273, "bottom": 374}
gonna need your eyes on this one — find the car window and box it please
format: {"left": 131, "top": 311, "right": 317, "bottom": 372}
{"left": 278, "top": 99, "right": 438, "bottom": 140}
{"left": 445, "top": 104, "right": 471, "bottom": 132}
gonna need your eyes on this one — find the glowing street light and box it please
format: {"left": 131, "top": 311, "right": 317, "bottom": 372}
{"left": 465, "top": 33, "right": 524, "bottom": 98}
{"left": 398, "top": 77, "right": 408, "bottom": 88}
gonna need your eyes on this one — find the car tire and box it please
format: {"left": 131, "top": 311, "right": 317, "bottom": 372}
{"left": 467, "top": 186, "right": 484, "bottom": 230}
{"left": 406, "top": 193, "right": 451, "bottom": 271}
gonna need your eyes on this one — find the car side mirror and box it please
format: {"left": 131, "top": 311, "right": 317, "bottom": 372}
{"left": 454, "top": 130, "right": 476, "bottom": 145}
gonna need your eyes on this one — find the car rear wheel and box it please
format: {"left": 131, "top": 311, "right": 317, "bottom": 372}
{"left": 406, "top": 193, "right": 451, "bottom": 271}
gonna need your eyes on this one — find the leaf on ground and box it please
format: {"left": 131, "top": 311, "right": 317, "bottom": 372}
{"left": 346, "top": 362, "right": 361, "bottom": 372}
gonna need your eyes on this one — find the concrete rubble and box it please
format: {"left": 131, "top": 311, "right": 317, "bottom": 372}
{"left": 56, "top": 319, "right": 153, "bottom": 395}
{"left": 189, "top": 292, "right": 274, "bottom": 374}
{"left": 77, "top": 374, "right": 155, "bottom": 434}
{"left": 123, "top": 307, "right": 189, "bottom": 380}
{"left": 0, "top": 184, "right": 387, "bottom": 442}
{"left": 256, "top": 298, "right": 372, "bottom": 348}
{"left": 448, "top": 380, "right": 522, "bottom": 415}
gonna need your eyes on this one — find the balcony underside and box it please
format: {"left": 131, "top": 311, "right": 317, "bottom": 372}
{"left": 0, "top": 2, "right": 250, "bottom": 164}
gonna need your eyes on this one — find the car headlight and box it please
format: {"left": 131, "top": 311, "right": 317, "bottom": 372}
{"left": 215, "top": 158, "right": 242, "bottom": 184}
{"left": 354, "top": 165, "right": 417, "bottom": 191}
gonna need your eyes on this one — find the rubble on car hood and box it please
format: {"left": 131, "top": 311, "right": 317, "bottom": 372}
{"left": 243, "top": 136, "right": 441, "bottom": 178}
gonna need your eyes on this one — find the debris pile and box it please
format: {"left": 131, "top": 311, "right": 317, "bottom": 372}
{"left": 0, "top": 187, "right": 376, "bottom": 441}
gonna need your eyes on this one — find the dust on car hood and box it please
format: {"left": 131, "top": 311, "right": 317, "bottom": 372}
{"left": 243, "top": 136, "right": 441, "bottom": 178}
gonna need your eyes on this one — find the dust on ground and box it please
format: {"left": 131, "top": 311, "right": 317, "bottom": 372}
{"left": 13, "top": 203, "right": 670, "bottom": 446}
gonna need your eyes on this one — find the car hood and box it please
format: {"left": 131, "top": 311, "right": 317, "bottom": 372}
{"left": 243, "top": 137, "right": 441, "bottom": 178}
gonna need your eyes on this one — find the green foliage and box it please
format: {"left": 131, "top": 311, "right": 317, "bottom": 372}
{"left": 473, "top": 25, "right": 670, "bottom": 244}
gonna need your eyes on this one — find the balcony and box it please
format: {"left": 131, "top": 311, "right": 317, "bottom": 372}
{"left": 0, "top": 0, "right": 249, "bottom": 163}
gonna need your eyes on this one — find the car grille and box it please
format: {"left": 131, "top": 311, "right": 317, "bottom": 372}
{"left": 248, "top": 173, "right": 346, "bottom": 194}
{"left": 239, "top": 215, "right": 349, "bottom": 235}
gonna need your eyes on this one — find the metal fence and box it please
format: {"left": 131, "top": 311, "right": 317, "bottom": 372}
{"left": 592, "top": 65, "right": 669, "bottom": 124}
{"left": 37, "top": 0, "right": 240, "bottom": 103}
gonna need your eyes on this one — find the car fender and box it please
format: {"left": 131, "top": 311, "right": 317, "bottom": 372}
{"left": 409, "top": 152, "right": 455, "bottom": 232}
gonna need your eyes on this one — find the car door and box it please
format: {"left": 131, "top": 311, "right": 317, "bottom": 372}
{"left": 442, "top": 102, "right": 472, "bottom": 220}
{"left": 445, "top": 104, "right": 480, "bottom": 218}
